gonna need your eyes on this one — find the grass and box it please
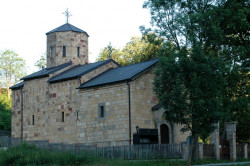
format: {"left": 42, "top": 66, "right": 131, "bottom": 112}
{"left": 191, "top": 158, "right": 250, "bottom": 165}
{"left": 0, "top": 143, "right": 97, "bottom": 166}
{"left": 0, "top": 144, "right": 249, "bottom": 166}
{"left": 191, "top": 158, "right": 232, "bottom": 165}
{"left": 0, "top": 144, "right": 188, "bottom": 166}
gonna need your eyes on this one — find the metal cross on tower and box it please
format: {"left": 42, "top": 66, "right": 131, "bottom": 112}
{"left": 62, "top": 8, "right": 72, "bottom": 23}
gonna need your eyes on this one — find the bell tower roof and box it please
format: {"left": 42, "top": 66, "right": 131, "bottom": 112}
{"left": 46, "top": 23, "right": 89, "bottom": 36}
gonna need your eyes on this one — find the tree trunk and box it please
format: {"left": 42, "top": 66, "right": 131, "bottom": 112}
{"left": 187, "top": 134, "right": 199, "bottom": 166}
{"left": 7, "top": 88, "right": 11, "bottom": 99}
{"left": 187, "top": 136, "right": 194, "bottom": 166}
{"left": 193, "top": 134, "right": 199, "bottom": 161}
{"left": 222, "top": 119, "right": 227, "bottom": 139}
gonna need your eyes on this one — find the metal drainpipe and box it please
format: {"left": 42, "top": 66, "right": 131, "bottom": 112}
{"left": 20, "top": 87, "right": 24, "bottom": 140}
{"left": 127, "top": 81, "right": 131, "bottom": 145}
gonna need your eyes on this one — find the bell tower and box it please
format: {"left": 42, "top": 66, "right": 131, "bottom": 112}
{"left": 46, "top": 9, "right": 89, "bottom": 68}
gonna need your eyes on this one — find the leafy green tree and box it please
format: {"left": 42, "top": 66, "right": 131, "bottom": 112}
{"left": 0, "top": 89, "right": 11, "bottom": 111}
{"left": 0, "top": 88, "right": 11, "bottom": 131}
{"left": 97, "top": 33, "right": 165, "bottom": 65}
{"left": 154, "top": 47, "right": 225, "bottom": 162}
{"left": 0, "top": 111, "right": 11, "bottom": 131}
{"left": 35, "top": 53, "right": 46, "bottom": 69}
{"left": 122, "top": 33, "right": 164, "bottom": 64}
{"left": 144, "top": 0, "right": 249, "bottom": 159}
{"left": 211, "top": 0, "right": 250, "bottom": 143}
{"left": 96, "top": 43, "right": 125, "bottom": 65}
{"left": 0, "top": 50, "right": 26, "bottom": 99}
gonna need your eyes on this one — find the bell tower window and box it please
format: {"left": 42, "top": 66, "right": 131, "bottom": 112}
{"left": 50, "top": 47, "right": 53, "bottom": 57}
{"left": 77, "top": 47, "right": 80, "bottom": 57}
{"left": 63, "top": 46, "right": 66, "bottom": 57}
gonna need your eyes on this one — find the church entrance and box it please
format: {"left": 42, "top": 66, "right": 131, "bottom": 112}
{"left": 160, "top": 124, "right": 169, "bottom": 144}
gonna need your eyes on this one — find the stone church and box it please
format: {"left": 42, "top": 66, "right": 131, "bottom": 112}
{"left": 10, "top": 23, "right": 190, "bottom": 146}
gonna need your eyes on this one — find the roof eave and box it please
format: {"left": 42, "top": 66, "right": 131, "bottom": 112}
{"left": 9, "top": 86, "right": 24, "bottom": 90}
{"left": 46, "top": 30, "right": 89, "bottom": 37}
{"left": 77, "top": 79, "right": 131, "bottom": 90}
{"left": 48, "top": 76, "right": 78, "bottom": 84}
{"left": 21, "top": 75, "right": 49, "bottom": 81}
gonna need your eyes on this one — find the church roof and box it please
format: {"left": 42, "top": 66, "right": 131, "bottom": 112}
{"left": 79, "top": 59, "right": 159, "bottom": 89}
{"left": 9, "top": 81, "right": 24, "bottom": 90}
{"left": 152, "top": 103, "right": 162, "bottom": 111}
{"left": 21, "top": 62, "right": 72, "bottom": 81}
{"left": 46, "top": 23, "right": 89, "bottom": 36}
{"left": 48, "top": 59, "right": 120, "bottom": 83}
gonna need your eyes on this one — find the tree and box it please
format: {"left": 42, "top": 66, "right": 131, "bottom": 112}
{"left": 96, "top": 43, "right": 126, "bottom": 65}
{"left": 144, "top": 0, "right": 249, "bottom": 161}
{"left": 154, "top": 47, "right": 225, "bottom": 163}
{"left": 0, "top": 88, "right": 11, "bottom": 131}
{"left": 0, "top": 50, "right": 26, "bottom": 99}
{"left": 35, "top": 53, "right": 46, "bottom": 69}
{"left": 97, "top": 33, "right": 165, "bottom": 65}
{"left": 122, "top": 33, "right": 164, "bottom": 64}
{"left": 212, "top": 0, "right": 250, "bottom": 143}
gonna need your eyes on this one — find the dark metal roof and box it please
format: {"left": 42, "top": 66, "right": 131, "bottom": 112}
{"left": 46, "top": 23, "right": 89, "bottom": 36}
{"left": 79, "top": 59, "right": 159, "bottom": 89}
{"left": 152, "top": 103, "right": 162, "bottom": 111}
{"left": 48, "top": 59, "right": 120, "bottom": 83}
{"left": 9, "top": 81, "right": 24, "bottom": 90}
{"left": 21, "top": 62, "right": 72, "bottom": 81}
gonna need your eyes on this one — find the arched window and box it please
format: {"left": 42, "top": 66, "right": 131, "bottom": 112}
{"left": 160, "top": 124, "right": 170, "bottom": 144}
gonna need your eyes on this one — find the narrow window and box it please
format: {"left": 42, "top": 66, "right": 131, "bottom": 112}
{"left": 62, "top": 112, "right": 64, "bottom": 122}
{"left": 32, "top": 115, "right": 35, "bottom": 125}
{"left": 50, "top": 47, "right": 53, "bottom": 57}
{"left": 100, "top": 106, "right": 104, "bottom": 118}
{"left": 98, "top": 103, "right": 106, "bottom": 119}
{"left": 63, "top": 46, "right": 66, "bottom": 57}
{"left": 77, "top": 47, "right": 80, "bottom": 57}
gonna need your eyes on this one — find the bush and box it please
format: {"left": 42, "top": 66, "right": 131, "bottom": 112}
{"left": 0, "top": 143, "right": 98, "bottom": 166}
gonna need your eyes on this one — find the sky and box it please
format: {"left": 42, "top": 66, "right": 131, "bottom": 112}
{"left": 0, "top": 0, "right": 152, "bottom": 74}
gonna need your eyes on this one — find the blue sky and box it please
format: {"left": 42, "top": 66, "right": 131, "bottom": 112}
{"left": 0, "top": 0, "right": 151, "bottom": 74}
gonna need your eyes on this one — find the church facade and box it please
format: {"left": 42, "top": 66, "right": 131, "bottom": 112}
{"left": 10, "top": 23, "right": 190, "bottom": 146}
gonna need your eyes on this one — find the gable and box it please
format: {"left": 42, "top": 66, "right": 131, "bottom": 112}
{"left": 48, "top": 59, "right": 119, "bottom": 83}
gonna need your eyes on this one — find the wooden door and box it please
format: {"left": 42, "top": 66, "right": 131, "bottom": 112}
{"left": 160, "top": 124, "right": 169, "bottom": 144}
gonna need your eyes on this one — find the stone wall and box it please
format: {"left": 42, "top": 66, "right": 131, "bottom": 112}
{"left": 11, "top": 66, "right": 189, "bottom": 146}
{"left": 47, "top": 31, "right": 88, "bottom": 68}
{"left": 77, "top": 83, "right": 130, "bottom": 146}
{"left": 22, "top": 77, "right": 49, "bottom": 140}
{"left": 11, "top": 90, "right": 22, "bottom": 138}
{"left": 45, "top": 79, "right": 79, "bottom": 143}
{"left": 11, "top": 61, "right": 121, "bottom": 144}
{"left": 153, "top": 107, "right": 190, "bottom": 144}
{"left": 130, "top": 70, "right": 156, "bottom": 135}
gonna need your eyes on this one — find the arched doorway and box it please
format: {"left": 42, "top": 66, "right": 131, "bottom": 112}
{"left": 160, "top": 124, "right": 169, "bottom": 144}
